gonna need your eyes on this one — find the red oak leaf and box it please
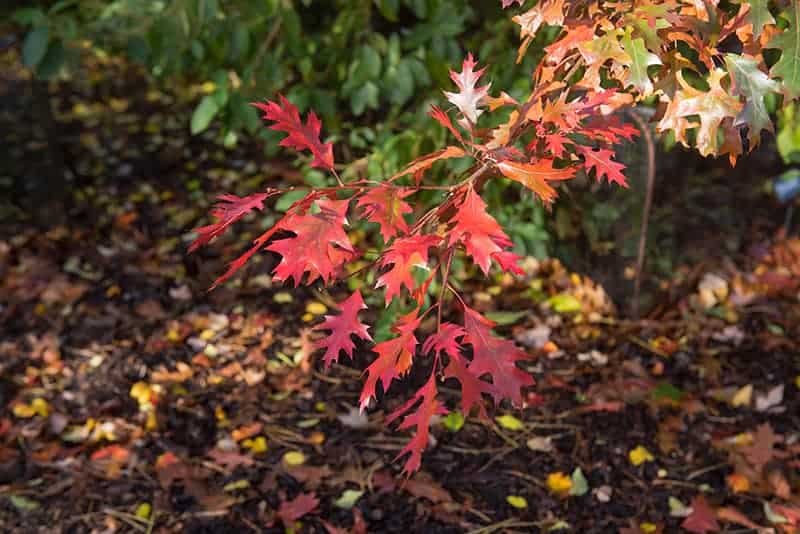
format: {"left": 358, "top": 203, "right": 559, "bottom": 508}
{"left": 356, "top": 186, "right": 413, "bottom": 242}
{"left": 497, "top": 159, "right": 576, "bottom": 204}
{"left": 429, "top": 105, "right": 465, "bottom": 144}
{"left": 189, "top": 192, "right": 273, "bottom": 252}
{"left": 462, "top": 304, "right": 533, "bottom": 407}
{"left": 267, "top": 198, "right": 356, "bottom": 286}
{"left": 448, "top": 188, "right": 517, "bottom": 275}
{"left": 314, "top": 291, "right": 371, "bottom": 367}
{"left": 682, "top": 496, "right": 720, "bottom": 534}
{"left": 422, "top": 323, "right": 465, "bottom": 359}
{"left": 390, "top": 146, "right": 467, "bottom": 184}
{"left": 376, "top": 235, "right": 442, "bottom": 305}
{"left": 444, "top": 53, "right": 491, "bottom": 124}
{"left": 360, "top": 310, "right": 420, "bottom": 410}
{"left": 386, "top": 372, "right": 447, "bottom": 475}
{"left": 545, "top": 133, "right": 570, "bottom": 157}
{"left": 575, "top": 145, "right": 628, "bottom": 187}
{"left": 277, "top": 492, "right": 319, "bottom": 527}
{"left": 252, "top": 95, "right": 334, "bottom": 171}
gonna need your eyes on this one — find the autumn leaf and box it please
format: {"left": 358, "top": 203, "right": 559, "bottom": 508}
{"left": 277, "top": 493, "right": 319, "bottom": 527}
{"left": 252, "top": 95, "right": 334, "bottom": 171}
{"left": 375, "top": 235, "right": 442, "bottom": 305}
{"left": 768, "top": 1, "right": 800, "bottom": 98}
{"left": 448, "top": 188, "right": 519, "bottom": 275}
{"left": 429, "top": 105, "right": 465, "bottom": 144}
{"left": 656, "top": 69, "right": 743, "bottom": 157}
{"left": 620, "top": 27, "right": 661, "bottom": 96}
{"left": 189, "top": 192, "right": 274, "bottom": 252}
{"left": 513, "top": 0, "right": 566, "bottom": 62}
{"left": 682, "top": 496, "right": 720, "bottom": 533}
{"left": 360, "top": 310, "right": 420, "bottom": 410}
{"left": 724, "top": 53, "right": 782, "bottom": 147}
{"left": 314, "top": 291, "right": 372, "bottom": 367}
{"left": 356, "top": 185, "right": 413, "bottom": 241}
{"left": 461, "top": 304, "right": 533, "bottom": 407}
{"left": 267, "top": 198, "right": 357, "bottom": 286}
{"left": 575, "top": 146, "right": 629, "bottom": 187}
{"left": 497, "top": 158, "right": 576, "bottom": 203}
{"left": 390, "top": 146, "right": 467, "bottom": 184}
{"left": 443, "top": 53, "right": 490, "bottom": 124}
{"left": 385, "top": 372, "right": 446, "bottom": 475}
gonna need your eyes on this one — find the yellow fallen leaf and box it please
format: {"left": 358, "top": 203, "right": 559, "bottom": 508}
{"left": 727, "top": 473, "right": 750, "bottom": 493}
{"left": 301, "top": 312, "right": 314, "bottom": 323}
{"left": 640, "top": 523, "right": 657, "bottom": 533}
{"left": 506, "top": 495, "right": 528, "bottom": 509}
{"left": 200, "top": 329, "right": 216, "bottom": 341}
{"left": 242, "top": 436, "right": 268, "bottom": 454}
{"left": 135, "top": 503, "right": 151, "bottom": 520}
{"left": 283, "top": 451, "right": 306, "bottom": 466}
{"left": 629, "top": 445, "right": 654, "bottom": 466}
{"left": 306, "top": 302, "right": 328, "bottom": 315}
{"left": 495, "top": 414, "right": 524, "bottom": 431}
{"left": 130, "top": 382, "right": 153, "bottom": 407}
{"left": 546, "top": 472, "right": 573, "bottom": 497}
{"left": 12, "top": 403, "right": 35, "bottom": 418}
{"left": 795, "top": 375, "right": 800, "bottom": 389}
{"left": 731, "top": 384, "right": 753, "bottom": 407}
{"left": 733, "top": 432, "right": 753, "bottom": 446}
{"left": 273, "top": 292, "right": 293, "bottom": 304}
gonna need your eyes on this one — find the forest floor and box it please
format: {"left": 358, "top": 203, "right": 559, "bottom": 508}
{"left": 1, "top": 48, "right": 800, "bottom": 534}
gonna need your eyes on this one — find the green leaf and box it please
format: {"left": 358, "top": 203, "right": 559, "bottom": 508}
{"left": 36, "top": 40, "right": 65, "bottom": 80}
{"left": 769, "top": 2, "right": 800, "bottom": 98}
{"left": 725, "top": 53, "right": 781, "bottom": 145}
{"left": 746, "top": 0, "right": 775, "bottom": 37}
{"left": 506, "top": 495, "right": 528, "bottom": 509}
{"left": 9, "top": 495, "right": 40, "bottom": 512}
{"left": 350, "top": 81, "right": 379, "bottom": 116}
{"left": 442, "top": 412, "right": 464, "bottom": 432}
{"left": 485, "top": 310, "right": 527, "bottom": 326}
{"left": 546, "top": 293, "right": 581, "bottom": 313}
{"left": 621, "top": 27, "right": 661, "bottom": 95}
{"left": 13, "top": 8, "right": 45, "bottom": 25}
{"left": 334, "top": 489, "right": 364, "bottom": 509}
{"left": 495, "top": 414, "right": 524, "bottom": 431}
{"left": 23, "top": 26, "right": 49, "bottom": 69}
{"left": 569, "top": 468, "right": 589, "bottom": 496}
{"left": 190, "top": 95, "right": 220, "bottom": 134}
{"left": 275, "top": 190, "right": 307, "bottom": 212}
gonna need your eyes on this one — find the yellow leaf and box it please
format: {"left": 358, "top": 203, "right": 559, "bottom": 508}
{"left": 794, "top": 375, "right": 800, "bottom": 389}
{"left": 301, "top": 313, "right": 314, "bottom": 323}
{"left": 546, "top": 472, "right": 573, "bottom": 496}
{"left": 727, "top": 473, "right": 750, "bottom": 493}
{"left": 506, "top": 495, "right": 528, "bottom": 509}
{"left": 495, "top": 414, "right": 524, "bottom": 431}
{"left": 629, "top": 445, "right": 654, "bottom": 466}
{"left": 273, "top": 292, "right": 293, "bottom": 304}
{"left": 731, "top": 384, "right": 753, "bottom": 407}
{"left": 242, "top": 436, "right": 268, "bottom": 454}
{"left": 130, "top": 382, "right": 153, "bottom": 407}
{"left": 12, "top": 403, "right": 35, "bottom": 418}
{"left": 135, "top": 503, "right": 151, "bottom": 520}
{"left": 733, "top": 432, "right": 753, "bottom": 446}
{"left": 200, "top": 329, "right": 216, "bottom": 341}
{"left": 283, "top": 451, "right": 306, "bottom": 466}
{"left": 306, "top": 302, "right": 328, "bottom": 315}
{"left": 640, "top": 523, "right": 657, "bottom": 533}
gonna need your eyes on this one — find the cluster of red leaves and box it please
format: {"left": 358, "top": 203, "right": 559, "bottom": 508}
{"left": 191, "top": 0, "right": 800, "bottom": 473}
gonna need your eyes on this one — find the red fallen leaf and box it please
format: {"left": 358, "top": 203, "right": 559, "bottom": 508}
{"left": 716, "top": 507, "right": 766, "bottom": 531}
{"left": 462, "top": 303, "right": 533, "bottom": 407}
{"left": 497, "top": 158, "right": 576, "bottom": 203}
{"left": 386, "top": 372, "right": 447, "bottom": 475}
{"left": 207, "top": 448, "right": 255, "bottom": 470}
{"left": 356, "top": 185, "right": 414, "bottom": 242}
{"left": 743, "top": 422, "right": 782, "bottom": 470}
{"left": 682, "top": 496, "right": 720, "bottom": 533}
{"left": 429, "top": 105, "right": 465, "bottom": 144}
{"left": 401, "top": 472, "right": 454, "bottom": 503}
{"left": 376, "top": 235, "right": 442, "bottom": 305}
{"left": 277, "top": 492, "right": 319, "bottom": 527}
{"left": 267, "top": 198, "right": 357, "bottom": 286}
{"left": 390, "top": 146, "right": 467, "bottom": 184}
{"left": 359, "top": 309, "right": 421, "bottom": 410}
{"left": 189, "top": 192, "right": 273, "bottom": 252}
{"left": 314, "top": 291, "right": 372, "bottom": 367}
{"left": 448, "top": 188, "right": 518, "bottom": 275}
{"left": 575, "top": 145, "right": 628, "bottom": 187}
{"left": 90, "top": 444, "right": 130, "bottom": 462}
{"left": 252, "top": 95, "right": 334, "bottom": 171}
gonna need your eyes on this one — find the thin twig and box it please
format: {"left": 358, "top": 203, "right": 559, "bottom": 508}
{"left": 627, "top": 109, "right": 656, "bottom": 319}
